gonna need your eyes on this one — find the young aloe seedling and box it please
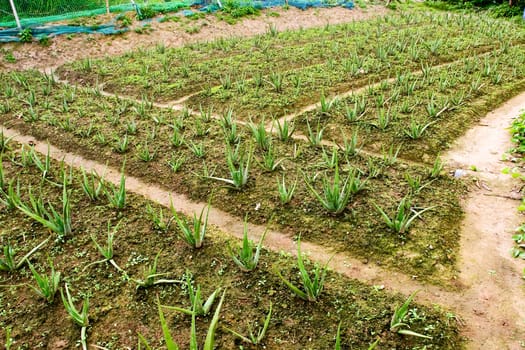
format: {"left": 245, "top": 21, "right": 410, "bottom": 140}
{"left": 80, "top": 167, "right": 105, "bottom": 201}
{"left": 277, "top": 175, "right": 297, "bottom": 204}
{"left": 203, "top": 288, "right": 226, "bottom": 350}
{"left": 15, "top": 174, "right": 72, "bottom": 239}
{"left": 162, "top": 272, "right": 220, "bottom": 317}
{"left": 0, "top": 154, "right": 4, "bottom": 190}
{"left": 27, "top": 258, "right": 60, "bottom": 303}
{"left": 61, "top": 283, "right": 89, "bottom": 350}
{"left": 374, "top": 196, "right": 435, "bottom": 234}
{"left": 170, "top": 198, "right": 210, "bottom": 249}
{"left": 429, "top": 155, "right": 444, "bottom": 178}
{"left": 170, "top": 288, "right": 227, "bottom": 350}
{"left": 273, "top": 118, "right": 295, "bottom": 142}
{"left": 306, "top": 120, "right": 325, "bottom": 146}
{"left": 404, "top": 118, "right": 436, "bottom": 140}
{"left": 207, "top": 147, "right": 252, "bottom": 190}
{"left": 0, "top": 237, "right": 49, "bottom": 272}
{"left": 132, "top": 252, "right": 182, "bottom": 289}
{"left": 257, "top": 142, "right": 284, "bottom": 172}
{"left": 146, "top": 203, "right": 169, "bottom": 232}
{"left": 223, "top": 302, "right": 272, "bottom": 345}
{"left": 335, "top": 321, "right": 341, "bottom": 350}
{"left": 229, "top": 216, "right": 268, "bottom": 272}
{"left": 105, "top": 169, "right": 126, "bottom": 210}
{"left": 304, "top": 154, "right": 365, "bottom": 215}
{"left": 29, "top": 144, "right": 51, "bottom": 179}
{"left": 85, "top": 221, "right": 126, "bottom": 275}
{"left": 4, "top": 327, "right": 13, "bottom": 350}
{"left": 0, "top": 131, "right": 12, "bottom": 152}
{"left": 277, "top": 238, "right": 332, "bottom": 302}
{"left": 0, "top": 178, "right": 20, "bottom": 210}
{"left": 138, "top": 297, "right": 180, "bottom": 350}
{"left": 390, "top": 291, "right": 432, "bottom": 339}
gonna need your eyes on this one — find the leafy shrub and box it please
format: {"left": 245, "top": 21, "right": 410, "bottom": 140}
{"left": 137, "top": 6, "right": 158, "bottom": 20}
{"left": 19, "top": 28, "right": 33, "bottom": 43}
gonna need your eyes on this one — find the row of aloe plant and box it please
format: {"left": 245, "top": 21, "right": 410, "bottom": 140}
{"left": 1, "top": 137, "right": 444, "bottom": 348}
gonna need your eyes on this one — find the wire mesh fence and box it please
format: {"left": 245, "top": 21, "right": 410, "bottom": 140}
{"left": 0, "top": 0, "right": 180, "bottom": 27}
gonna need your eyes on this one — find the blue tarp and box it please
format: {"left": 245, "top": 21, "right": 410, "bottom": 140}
{"left": 0, "top": 23, "right": 128, "bottom": 42}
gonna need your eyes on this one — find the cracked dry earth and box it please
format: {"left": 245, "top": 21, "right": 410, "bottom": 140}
{"left": 1, "top": 6, "right": 525, "bottom": 349}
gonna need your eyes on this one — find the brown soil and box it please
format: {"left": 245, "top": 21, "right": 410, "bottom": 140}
{"left": 1, "top": 5, "right": 524, "bottom": 348}
{"left": 443, "top": 91, "right": 525, "bottom": 349}
{"left": 3, "top": 90, "right": 525, "bottom": 348}
{"left": 0, "top": 6, "right": 388, "bottom": 72}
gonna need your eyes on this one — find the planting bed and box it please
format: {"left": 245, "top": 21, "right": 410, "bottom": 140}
{"left": 0, "top": 142, "right": 461, "bottom": 348}
{"left": 56, "top": 12, "right": 525, "bottom": 122}
{"left": 1, "top": 5, "right": 525, "bottom": 348}
{"left": 0, "top": 70, "right": 465, "bottom": 284}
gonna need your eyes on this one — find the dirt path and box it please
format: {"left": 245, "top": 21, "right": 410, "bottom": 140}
{"left": 0, "top": 6, "right": 388, "bottom": 72}
{"left": 443, "top": 91, "right": 525, "bottom": 349}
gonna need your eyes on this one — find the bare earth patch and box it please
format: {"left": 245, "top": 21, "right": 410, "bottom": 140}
{"left": 444, "top": 91, "right": 525, "bottom": 349}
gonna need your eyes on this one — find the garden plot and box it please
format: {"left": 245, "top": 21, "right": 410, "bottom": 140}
{"left": 0, "top": 141, "right": 462, "bottom": 349}
{"left": 293, "top": 46, "right": 525, "bottom": 163}
{"left": 1, "top": 9, "right": 525, "bottom": 286}
{"left": 1, "top": 70, "right": 465, "bottom": 284}
{"left": 56, "top": 12, "right": 525, "bottom": 122}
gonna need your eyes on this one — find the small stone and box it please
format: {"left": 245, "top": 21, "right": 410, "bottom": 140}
{"left": 454, "top": 169, "right": 466, "bottom": 178}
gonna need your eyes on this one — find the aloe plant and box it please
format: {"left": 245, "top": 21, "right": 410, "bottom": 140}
{"left": 228, "top": 216, "right": 268, "bottom": 272}
{"left": 138, "top": 297, "right": 180, "bottom": 350}
{"left": 29, "top": 145, "right": 51, "bottom": 179}
{"left": 208, "top": 147, "right": 252, "bottom": 190}
{"left": 113, "top": 134, "right": 129, "bottom": 154}
{"left": 274, "top": 118, "right": 295, "bottom": 142}
{"left": 277, "top": 175, "right": 297, "bottom": 204}
{"left": 306, "top": 120, "right": 325, "bottom": 146}
{"left": 28, "top": 258, "right": 60, "bottom": 303}
{"left": 80, "top": 167, "right": 105, "bottom": 201}
{"left": 257, "top": 142, "right": 284, "bottom": 172}
{"left": 132, "top": 252, "right": 182, "bottom": 288}
{"left": 156, "top": 288, "right": 226, "bottom": 350}
{"left": 390, "top": 291, "right": 432, "bottom": 339}
{"left": 277, "top": 238, "right": 331, "bottom": 302}
{"left": 247, "top": 118, "right": 270, "bottom": 150}
{"left": 170, "top": 199, "right": 210, "bottom": 249}
{"left": 105, "top": 170, "right": 126, "bottom": 210}
{"left": 404, "top": 119, "right": 435, "bottom": 140}
{"left": 0, "top": 178, "right": 19, "bottom": 210}
{"left": 16, "top": 175, "right": 72, "bottom": 239}
{"left": 223, "top": 302, "right": 272, "bottom": 345}
{"left": 61, "top": 283, "right": 89, "bottom": 350}
{"left": 374, "top": 196, "right": 435, "bottom": 234}
{"left": 0, "top": 237, "right": 49, "bottom": 272}
{"left": 85, "top": 221, "right": 126, "bottom": 274}
{"left": 429, "top": 155, "right": 443, "bottom": 178}
{"left": 161, "top": 272, "right": 220, "bottom": 317}
{"left": 304, "top": 155, "right": 365, "bottom": 215}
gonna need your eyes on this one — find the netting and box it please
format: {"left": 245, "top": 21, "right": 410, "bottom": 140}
{"left": 0, "top": 0, "right": 354, "bottom": 42}
{"left": 0, "top": 0, "right": 191, "bottom": 27}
